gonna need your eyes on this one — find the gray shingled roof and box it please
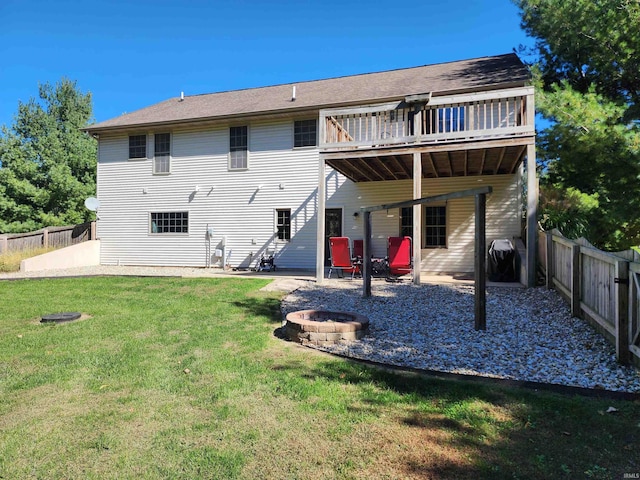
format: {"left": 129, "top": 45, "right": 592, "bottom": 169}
{"left": 86, "top": 53, "right": 529, "bottom": 133}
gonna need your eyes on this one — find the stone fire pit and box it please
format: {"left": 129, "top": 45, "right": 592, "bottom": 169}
{"left": 284, "top": 309, "right": 369, "bottom": 345}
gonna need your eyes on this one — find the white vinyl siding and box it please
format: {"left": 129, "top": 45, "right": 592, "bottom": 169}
{"left": 97, "top": 121, "right": 521, "bottom": 273}
{"left": 97, "top": 120, "right": 321, "bottom": 269}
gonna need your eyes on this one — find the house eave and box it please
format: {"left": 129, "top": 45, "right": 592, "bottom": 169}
{"left": 84, "top": 80, "right": 531, "bottom": 136}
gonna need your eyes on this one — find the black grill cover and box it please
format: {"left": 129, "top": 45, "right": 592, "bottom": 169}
{"left": 488, "top": 239, "right": 516, "bottom": 282}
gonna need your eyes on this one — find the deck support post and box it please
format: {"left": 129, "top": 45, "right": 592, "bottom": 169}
{"left": 412, "top": 151, "right": 422, "bottom": 285}
{"left": 316, "top": 154, "right": 326, "bottom": 284}
{"left": 474, "top": 193, "right": 487, "bottom": 330}
{"left": 526, "top": 138, "right": 538, "bottom": 287}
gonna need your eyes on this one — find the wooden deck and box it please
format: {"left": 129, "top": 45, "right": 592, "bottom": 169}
{"left": 319, "top": 86, "right": 535, "bottom": 182}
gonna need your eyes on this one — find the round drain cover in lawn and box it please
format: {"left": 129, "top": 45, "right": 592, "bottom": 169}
{"left": 41, "top": 312, "right": 82, "bottom": 323}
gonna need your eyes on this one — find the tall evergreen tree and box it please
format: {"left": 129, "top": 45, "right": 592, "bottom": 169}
{"left": 0, "top": 78, "right": 97, "bottom": 233}
{"left": 516, "top": 0, "right": 640, "bottom": 249}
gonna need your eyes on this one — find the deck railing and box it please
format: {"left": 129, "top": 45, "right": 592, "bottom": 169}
{"left": 319, "top": 86, "right": 535, "bottom": 150}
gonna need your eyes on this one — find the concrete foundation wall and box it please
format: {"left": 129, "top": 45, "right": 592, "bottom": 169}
{"left": 20, "top": 240, "right": 101, "bottom": 272}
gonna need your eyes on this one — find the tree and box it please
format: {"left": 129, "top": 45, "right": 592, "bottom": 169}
{"left": 515, "top": 0, "right": 640, "bottom": 250}
{"left": 0, "top": 78, "right": 97, "bottom": 233}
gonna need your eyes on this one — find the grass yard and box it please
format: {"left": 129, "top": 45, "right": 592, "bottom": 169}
{"left": 0, "top": 276, "right": 639, "bottom": 479}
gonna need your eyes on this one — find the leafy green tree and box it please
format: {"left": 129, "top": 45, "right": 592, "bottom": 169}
{"left": 538, "top": 184, "right": 599, "bottom": 240}
{"left": 0, "top": 78, "right": 97, "bottom": 233}
{"left": 515, "top": 0, "right": 640, "bottom": 249}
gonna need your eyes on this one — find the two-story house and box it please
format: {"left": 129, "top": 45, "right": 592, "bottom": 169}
{"left": 85, "top": 53, "right": 537, "bottom": 286}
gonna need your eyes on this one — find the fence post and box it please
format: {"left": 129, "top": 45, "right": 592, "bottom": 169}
{"left": 363, "top": 211, "right": 372, "bottom": 298}
{"left": 90, "top": 221, "right": 96, "bottom": 240}
{"left": 0, "top": 235, "right": 7, "bottom": 254}
{"left": 546, "top": 232, "right": 554, "bottom": 289}
{"left": 615, "top": 260, "right": 630, "bottom": 364}
{"left": 571, "top": 244, "right": 581, "bottom": 317}
{"left": 42, "top": 229, "right": 49, "bottom": 248}
{"left": 631, "top": 266, "right": 638, "bottom": 329}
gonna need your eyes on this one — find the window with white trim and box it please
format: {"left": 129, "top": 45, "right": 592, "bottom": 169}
{"left": 154, "top": 133, "right": 171, "bottom": 174}
{"left": 129, "top": 134, "right": 146, "bottom": 159}
{"left": 424, "top": 205, "right": 447, "bottom": 247}
{"left": 150, "top": 212, "right": 188, "bottom": 234}
{"left": 276, "top": 209, "right": 291, "bottom": 241}
{"left": 294, "top": 119, "right": 317, "bottom": 147}
{"left": 229, "top": 126, "right": 248, "bottom": 169}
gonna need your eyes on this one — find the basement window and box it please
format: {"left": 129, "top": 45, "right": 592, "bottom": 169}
{"left": 400, "top": 207, "right": 413, "bottom": 238}
{"left": 150, "top": 212, "right": 188, "bottom": 234}
{"left": 424, "top": 206, "right": 447, "bottom": 247}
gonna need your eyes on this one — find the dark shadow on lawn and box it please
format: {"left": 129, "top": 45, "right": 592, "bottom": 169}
{"left": 231, "top": 295, "right": 284, "bottom": 323}
{"left": 270, "top": 353, "right": 640, "bottom": 479}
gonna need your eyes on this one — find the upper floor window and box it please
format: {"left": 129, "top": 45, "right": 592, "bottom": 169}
{"left": 229, "top": 126, "right": 248, "bottom": 169}
{"left": 294, "top": 119, "right": 317, "bottom": 147}
{"left": 425, "top": 205, "right": 447, "bottom": 247}
{"left": 129, "top": 134, "right": 146, "bottom": 159}
{"left": 154, "top": 133, "right": 171, "bottom": 174}
{"left": 150, "top": 211, "right": 188, "bottom": 234}
{"left": 276, "top": 209, "right": 291, "bottom": 241}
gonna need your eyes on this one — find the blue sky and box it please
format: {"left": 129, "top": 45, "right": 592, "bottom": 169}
{"left": 0, "top": 0, "right": 534, "bottom": 128}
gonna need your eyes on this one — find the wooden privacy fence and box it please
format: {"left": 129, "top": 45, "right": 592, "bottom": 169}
{"left": 0, "top": 222, "right": 96, "bottom": 254}
{"left": 539, "top": 229, "right": 640, "bottom": 366}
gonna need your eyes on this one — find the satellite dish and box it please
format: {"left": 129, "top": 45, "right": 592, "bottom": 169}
{"left": 84, "top": 197, "right": 100, "bottom": 211}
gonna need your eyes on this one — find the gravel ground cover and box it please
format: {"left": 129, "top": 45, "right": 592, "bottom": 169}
{"left": 281, "top": 280, "right": 640, "bottom": 393}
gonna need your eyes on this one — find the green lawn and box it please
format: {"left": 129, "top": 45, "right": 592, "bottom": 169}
{"left": 0, "top": 276, "right": 639, "bottom": 479}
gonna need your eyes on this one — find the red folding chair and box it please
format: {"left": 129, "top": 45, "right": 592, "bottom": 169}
{"left": 328, "top": 237, "right": 360, "bottom": 279}
{"left": 388, "top": 236, "right": 412, "bottom": 276}
{"left": 352, "top": 239, "right": 363, "bottom": 260}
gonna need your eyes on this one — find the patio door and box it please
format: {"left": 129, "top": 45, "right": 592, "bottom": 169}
{"left": 325, "top": 208, "right": 342, "bottom": 265}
